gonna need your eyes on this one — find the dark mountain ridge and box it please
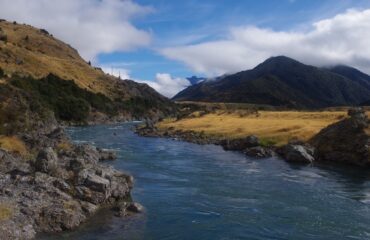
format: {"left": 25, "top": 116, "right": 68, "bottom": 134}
{"left": 173, "top": 56, "right": 370, "bottom": 109}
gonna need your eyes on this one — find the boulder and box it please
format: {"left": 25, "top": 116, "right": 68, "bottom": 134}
{"left": 310, "top": 107, "right": 370, "bottom": 166}
{"left": 97, "top": 148, "right": 117, "bottom": 161}
{"left": 221, "top": 135, "right": 260, "bottom": 151}
{"left": 278, "top": 144, "right": 315, "bottom": 164}
{"left": 126, "top": 202, "right": 144, "bottom": 213}
{"left": 34, "top": 147, "right": 58, "bottom": 173}
{"left": 84, "top": 174, "right": 110, "bottom": 193}
{"left": 244, "top": 146, "right": 275, "bottom": 158}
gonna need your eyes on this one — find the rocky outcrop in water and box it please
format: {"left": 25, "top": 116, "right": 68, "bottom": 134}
{"left": 0, "top": 128, "right": 137, "bottom": 239}
{"left": 277, "top": 142, "right": 315, "bottom": 164}
{"left": 310, "top": 108, "right": 370, "bottom": 166}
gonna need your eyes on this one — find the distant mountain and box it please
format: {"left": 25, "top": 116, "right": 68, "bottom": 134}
{"left": 173, "top": 56, "right": 370, "bottom": 108}
{"left": 187, "top": 76, "right": 206, "bottom": 85}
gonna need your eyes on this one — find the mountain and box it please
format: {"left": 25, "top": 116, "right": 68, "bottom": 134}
{"left": 326, "top": 65, "right": 370, "bottom": 91}
{"left": 173, "top": 56, "right": 370, "bottom": 108}
{"left": 0, "top": 20, "right": 175, "bottom": 121}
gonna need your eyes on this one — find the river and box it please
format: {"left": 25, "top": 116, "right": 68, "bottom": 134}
{"left": 40, "top": 123, "right": 370, "bottom": 239}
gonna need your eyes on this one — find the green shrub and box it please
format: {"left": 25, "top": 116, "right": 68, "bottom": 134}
{"left": 10, "top": 74, "right": 117, "bottom": 122}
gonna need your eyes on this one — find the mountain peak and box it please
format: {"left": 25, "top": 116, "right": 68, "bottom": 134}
{"left": 253, "top": 56, "right": 303, "bottom": 71}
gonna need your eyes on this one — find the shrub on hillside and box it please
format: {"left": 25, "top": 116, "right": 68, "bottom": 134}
{"left": 0, "top": 32, "right": 7, "bottom": 42}
{"left": 10, "top": 74, "right": 117, "bottom": 122}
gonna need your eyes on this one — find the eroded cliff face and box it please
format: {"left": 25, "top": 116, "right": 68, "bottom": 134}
{"left": 310, "top": 108, "right": 370, "bottom": 166}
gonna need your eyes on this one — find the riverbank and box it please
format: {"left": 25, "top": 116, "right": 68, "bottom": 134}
{"left": 0, "top": 123, "right": 143, "bottom": 239}
{"left": 137, "top": 108, "right": 370, "bottom": 166}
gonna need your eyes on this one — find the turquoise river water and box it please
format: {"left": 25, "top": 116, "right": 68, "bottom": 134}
{"left": 40, "top": 123, "right": 370, "bottom": 239}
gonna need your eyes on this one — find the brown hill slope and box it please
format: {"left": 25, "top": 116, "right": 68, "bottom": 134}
{"left": 0, "top": 20, "right": 175, "bottom": 120}
{"left": 0, "top": 20, "right": 167, "bottom": 101}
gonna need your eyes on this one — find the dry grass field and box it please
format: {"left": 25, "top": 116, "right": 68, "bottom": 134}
{"left": 158, "top": 110, "right": 370, "bottom": 146}
{"left": 0, "top": 136, "right": 28, "bottom": 156}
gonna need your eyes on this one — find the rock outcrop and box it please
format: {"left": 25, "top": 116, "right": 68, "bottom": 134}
{"left": 0, "top": 128, "right": 135, "bottom": 239}
{"left": 220, "top": 135, "right": 260, "bottom": 151}
{"left": 277, "top": 143, "right": 315, "bottom": 164}
{"left": 310, "top": 108, "right": 370, "bottom": 166}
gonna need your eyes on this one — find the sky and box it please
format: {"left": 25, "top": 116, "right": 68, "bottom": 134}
{"left": 1, "top": 0, "right": 370, "bottom": 97}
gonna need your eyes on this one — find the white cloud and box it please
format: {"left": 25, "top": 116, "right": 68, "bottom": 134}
{"left": 138, "top": 73, "right": 190, "bottom": 98}
{"left": 160, "top": 8, "right": 370, "bottom": 76}
{"left": 0, "top": 0, "right": 152, "bottom": 60}
{"left": 102, "top": 67, "right": 131, "bottom": 80}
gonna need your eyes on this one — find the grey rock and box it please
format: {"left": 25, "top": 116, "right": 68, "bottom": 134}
{"left": 221, "top": 135, "right": 260, "bottom": 151}
{"left": 245, "top": 146, "right": 275, "bottom": 158}
{"left": 278, "top": 144, "right": 315, "bottom": 164}
{"left": 97, "top": 148, "right": 117, "bottom": 161}
{"left": 34, "top": 147, "right": 58, "bottom": 173}
{"left": 84, "top": 174, "right": 110, "bottom": 193}
{"left": 126, "top": 202, "right": 144, "bottom": 213}
{"left": 310, "top": 107, "right": 370, "bottom": 166}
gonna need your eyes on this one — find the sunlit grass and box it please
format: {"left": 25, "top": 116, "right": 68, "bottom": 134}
{"left": 0, "top": 203, "right": 13, "bottom": 221}
{"left": 158, "top": 110, "right": 368, "bottom": 146}
{"left": 0, "top": 135, "right": 28, "bottom": 156}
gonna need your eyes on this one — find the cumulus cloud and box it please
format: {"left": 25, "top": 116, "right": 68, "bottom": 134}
{"left": 0, "top": 0, "right": 152, "bottom": 60}
{"left": 161, "top": 8, "right": 370, "bottom": 76}
{"left": 138, "top": 73, "right": 190, "bottom": 98}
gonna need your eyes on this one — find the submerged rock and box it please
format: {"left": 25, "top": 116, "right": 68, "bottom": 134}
{"left": 310, "top": 107, "right": 370, "bottom": 166}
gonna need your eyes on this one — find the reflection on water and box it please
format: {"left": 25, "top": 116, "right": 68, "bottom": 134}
{"left": 39, "top": 123, "right": 370, "bottom": 240}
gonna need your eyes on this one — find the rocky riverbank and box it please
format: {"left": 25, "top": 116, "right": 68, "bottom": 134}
{"left": 0, "top": 126, "right": 142, "bottom": 240}
{"left": 136, "top": 108, "right": 370, "bottom": 167}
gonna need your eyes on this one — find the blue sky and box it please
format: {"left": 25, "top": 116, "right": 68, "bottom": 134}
{"left": 2, "top": 0, "right": 370, "bottom": 97}
{"left": 97, "top": 0, "right": 370, "bottom": 81}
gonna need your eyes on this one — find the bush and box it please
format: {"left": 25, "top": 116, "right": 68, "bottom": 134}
{"left": 55, "top": 96, "right": 90, "bottom": 122}
{"left": 10, "top": 74, "right": 117, "bottom": 122}
{"left": 0, "top": 32, "right": 7, "bottom": 42}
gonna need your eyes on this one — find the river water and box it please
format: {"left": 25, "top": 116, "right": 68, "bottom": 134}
{"left": 40, "top": 123, "right": 370, "bottom": 239}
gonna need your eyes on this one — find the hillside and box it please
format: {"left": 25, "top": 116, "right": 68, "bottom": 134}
{"left": 0, "top": 19, "right": 175, "bottom": 121}
{"left": 173, "top": 56, "right": 370, "bottom": 109}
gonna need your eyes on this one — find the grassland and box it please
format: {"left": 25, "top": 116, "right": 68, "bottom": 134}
{"left": 0, "top": 203, "right": 12, "bottom": 221}
{"left": 0, "top": 136, "right": 28, "bottom": 156}
{"left": 0, "top": 20, "right": 133, "bottom": 99}
{"left": 158, "top": 110, "right": 370, "bottom": 146}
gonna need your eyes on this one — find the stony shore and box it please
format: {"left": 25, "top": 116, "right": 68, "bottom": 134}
{"left": 0, "top": 125, "right": 142, "bottom": 239}
{"left": 136, "top": 108, "right": 370, "bottom": 167}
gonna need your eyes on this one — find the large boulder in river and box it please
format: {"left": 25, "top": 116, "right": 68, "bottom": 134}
{"left": 309, "top": 108, "right": 370, "bottom": 166}
{"left": 221, "top": 135, "right": 260, "bottom": 151}
{"left": 277, "top": 144, "right": 315, "bottom": 164}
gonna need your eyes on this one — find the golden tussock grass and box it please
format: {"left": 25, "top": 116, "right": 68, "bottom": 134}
{"left": 158, "top": 110, "right": 370, "bottom": 146}
{"left": 0, "top": 135, "right": 28, "bottom": 156}
{"left": 56, "top": 141, "right": 73, "bottom": 153}
{"left": 0, "top": 203, "right": 13, "bottom": 221}
{"left": 0, "top": 21, "right": 118, "bottom": 97}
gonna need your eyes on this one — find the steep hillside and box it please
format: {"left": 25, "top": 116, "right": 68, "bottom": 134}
{"left": 327, "top": 65, "right": 370, "bottom": 91}
{"left": 0, "top": 20, "right": 175, "bottom": 120}
{"left": 173, "top": 56, "right": 370, "bottom": 109}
